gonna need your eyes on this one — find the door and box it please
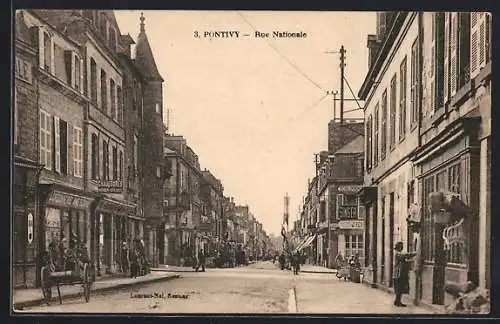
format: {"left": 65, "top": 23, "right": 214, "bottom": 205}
{"left": 157, "top": 224, "right": 165, "bottom": 264}
{"left": 381, "top": 197, "right": 385, "bottom": 285}
{"left": 389, "top": 192, "right": 395, "bottom": 287}
{"left": 371, "top": 203, "right": 378, "bottom": 285}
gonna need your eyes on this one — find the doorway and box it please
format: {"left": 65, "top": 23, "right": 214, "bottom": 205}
{"left": 389, "top": 192, "right": 395, "bottom": 287}
{"left": 381, "top": 197, "right": 385, "bottom": 285}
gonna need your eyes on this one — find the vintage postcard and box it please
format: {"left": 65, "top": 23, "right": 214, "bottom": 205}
{"left": 12, "top": 9, "right": 491, "bottom": 315}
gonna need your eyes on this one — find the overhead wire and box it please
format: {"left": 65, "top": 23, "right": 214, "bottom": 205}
{"left": 236, "top": 11, "right": 327, "bottom": 93}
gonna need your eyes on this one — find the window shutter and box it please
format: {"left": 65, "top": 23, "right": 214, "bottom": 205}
{"left": 73, "top": 127, "right": 77, "bottom": 176}
{"left": 470, "top": 12, "right": 481, "bottom": 79}
{"left": 450, "top": 12, "right": 458, "bottom": 96}
{"left": 79, "top": 58, "right": 84, "bottom": 94}
{"left": 54, "top": 116, "right": 60, "bottom": 172}
{"left": 430, "top": 14, "right": 436, "bottom": 112}
{"left": 486, "top": 13, "right": 491, "bottom": 64}
{"left": 443, "top": 12, "right": 450, "bottom": 103}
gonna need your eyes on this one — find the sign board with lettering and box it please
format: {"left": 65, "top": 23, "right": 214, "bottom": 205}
{"left": 338, "top": 220, "right": 364, "bottom": 230}
{"left": 337, "top": 185, "right": 362, "bottom": 193}
{"left": 27, "top": 212, "right": 33, "bottom": 244}
{"left": 97, "top": 180, "right": 123, "bottom": 193}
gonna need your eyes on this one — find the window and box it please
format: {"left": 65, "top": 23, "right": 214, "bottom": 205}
{"left": 100, "top": 69, "right": 107, "bottom": 113}
{"left": 90, "top": 58, "right": 97, "bottom": 105}
{"left": 91, "top": 133, "right": 99, "bottom": 179}
{"left": 109, "top": 27, "right": 117, "bottom": 52}
{"left": 14, "top": 87, "right": 18, "bottom": 145}
{"left": 110, "top": 79, "right": 116, "bottom": 121}
{"left": 40, "top": 109, "right": 52, "bottom": 170}
{"left": 335, "top": 194, "right": 344, "bottom": 219}
{"left": 448, "top": 163, "right": 461, "bottom": 194}
{"left": 117, "top": 86, "right": 123, "bottom": 125}
{"left": 356, "top": 158, "right": 364, "bottom": 177}
{"left": 399, "top": 58, "right": 407, "bottom": 140}
{"left": 156, "top": 103, "right": 161, "bottom": 114}
{"left": 470, "top": 12, "right": 490, "bottom": 79}
{"left": 381, "top": 90, "right": 387, "bottom": 159}
{"left": 112, "top": 146, "right": 118, "bottom": 180}
{"left": 345, "top": 235, "right": 364, "bottom": 261}
{"left": 58, "top": 119, "right": 68, "bottom": 174}
{"left": 319, "top": 201, "right": 326, "bottom": 222}
{"left": 73, "top": 126, "right": 83, "bottom": 178}
{"left": 133, "top": 134, "right": 138, "bottom": 171}
{"left": 390, "top": 74, "right": 397, "bottom": 149}
{"left": 449, "top": 12, "right": 459, "bottom": 97}
{"left": 157, "top": 166, "right": 161, "bottom": 178}
{"left": 432, "top": 13, "right": 445, "bottom": 110}
{"left": 102, "top": 140, "right": 109, "bottom": 180}
{"left": 458, "top": 13, "right": 471, "bottom": 88}
{"left": 366, "top": 115, "right": 372, "bottom": 170}
{"left": 43, "top": 32, "right": 52, "bottom": 72}
{"left": 374, "top": 104, "right": 379, "bottom": 165}
{"left": 119, "top": 150, "right": 123, "bottom": 181}
{"left": 410, "top": 37, "right": 419, "bottom": 126}
{"left": 15, "top": 57, "right": 32, "bottom": 83}
{"left": 74, "top": 54, "right": 82, "bottom": 91}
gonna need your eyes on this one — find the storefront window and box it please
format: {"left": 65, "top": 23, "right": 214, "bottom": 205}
{"left": 447, "top": 162, "right": 465, "bottom": 264}
{"left": 345, "top": 234, "right": 364, "bottom": 261}
{"left": 45, "top": 208, "right": 61, "bottom": 248}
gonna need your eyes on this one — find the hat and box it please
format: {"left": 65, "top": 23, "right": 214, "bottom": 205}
{"left": 394, "top": 242, "right": 404, "bottom": 251}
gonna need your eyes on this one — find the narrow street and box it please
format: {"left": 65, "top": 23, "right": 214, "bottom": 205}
{"left": 23, "top": 262, "right": 435, "bottom": 314}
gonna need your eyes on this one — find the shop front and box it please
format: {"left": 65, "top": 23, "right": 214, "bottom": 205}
{"left": 94, "top": 197, "right": 137, "bottom": 276}
{"left": 13, "top": 158, "right": 43, "bottom": 288}
{"left": 413, "top": 116, "right": 481, "bottom": 306}
{"left": 358, "top": 186, "right": 377, "bottom": 287}
{"left": 337, "top": 219, "right": 364, "bottom": 263}
{"left": 38, "top": 183, "right": 95, "bottom": 286}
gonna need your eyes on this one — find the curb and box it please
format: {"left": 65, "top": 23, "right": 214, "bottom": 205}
{"left": 13, "top": 274, "right": 180, "bottom": 310}
{"left": 300, "top": 270, "right": 337, "bottom": 274}
{"left": 288, "top": 287, "right": 297, "bottom": 313}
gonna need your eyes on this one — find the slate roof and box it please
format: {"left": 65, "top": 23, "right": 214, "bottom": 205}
{"left": 134, "top": 13, "right": 164, "bottom": 82}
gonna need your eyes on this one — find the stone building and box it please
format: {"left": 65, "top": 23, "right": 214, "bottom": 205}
{"left": 358, "top": 11, "right": 491, "bottom": 307}
{"left": 13, "top": 11, "right": 44, "bottom": 288}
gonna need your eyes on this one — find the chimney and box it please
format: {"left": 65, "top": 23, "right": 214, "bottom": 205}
{"left": 367, "top": 34, "right": 379, "bottom": 70}
{"left": 376, "top": 12, "right": 387, "bottom": 42}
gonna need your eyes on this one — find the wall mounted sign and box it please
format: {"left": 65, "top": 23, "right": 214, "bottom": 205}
{"left": 97, "top": 180, "right": 123, "bottom": 193}
{"left": 338, "top": 220, "right": 364, "bottom": 230}
{"left": 337, "top": 185, "right": 362, "bottom": 193}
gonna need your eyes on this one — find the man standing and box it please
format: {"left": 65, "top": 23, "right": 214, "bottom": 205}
{"left": 393, "top": 241, "right": 416, "bottom": 307}
{"left": 195, "top": 249, "right": 206, "bottom": 272}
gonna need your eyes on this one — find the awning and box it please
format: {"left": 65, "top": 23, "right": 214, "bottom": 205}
{"left": 295, "top": 234, "right": 316, "bottom": 252}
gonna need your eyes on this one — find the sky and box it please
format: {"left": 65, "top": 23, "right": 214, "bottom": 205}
{"left": 114, "top": 10, "right": 376, "bottom": 236}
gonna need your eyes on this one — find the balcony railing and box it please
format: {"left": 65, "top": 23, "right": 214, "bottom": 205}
{"left": 338, "top": 205, "right": 358, "bottom": 220}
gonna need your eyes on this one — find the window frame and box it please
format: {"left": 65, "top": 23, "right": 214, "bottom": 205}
{"left": 389, "top": 74, "right": 397, "bottom": 150}
{"left": 72, "top": 126, "right": 83, "bottom": 178}
{"left": 39, "top": 109, "right": 52, "bottom": 170}
{"left": 399, "top": 57, "right": 407, "bottom": 141}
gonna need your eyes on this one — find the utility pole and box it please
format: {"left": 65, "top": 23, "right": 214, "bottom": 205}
{"left": 333, "top": 91, "right": 338, "bottom": 120}
{"left": 340, "top": 45, "right": 346, "bottom": 125}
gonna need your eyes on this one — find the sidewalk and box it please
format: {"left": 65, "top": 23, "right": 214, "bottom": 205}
{"left": 13, "top": 272, "right": 180, "bottom": 309}
{"left": 294, "top": 276, "right": 444, "bottom": 314}
{"left": 300, "top": 264, "right": 337, "bottom": 274}
{"left": 151, "top": 265, "right": 196, "bottom": 272}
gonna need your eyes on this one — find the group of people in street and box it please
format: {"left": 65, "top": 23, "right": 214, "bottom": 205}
{"left": 120, "top": 237, "right": 149, "bottom": 278}
{"left": 275, "top": 250, "right": 304, "bottom": 275}
{"left": 44, "top": 233, "right": 90, "bottom": 273}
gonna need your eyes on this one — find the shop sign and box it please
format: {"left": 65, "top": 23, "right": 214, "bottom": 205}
{"left": 27, "top": 212, "right": 33, "bottom": 244}
{"left": 338, "top": 220, "right": 364, "bottom": 230}
{"left": 97, "top": 180, "right": 123, "bottom": 193}
{"left": 49, "top": 192, "right": 91, "bottom": 209}
{"left": 337, "top": 185, "right": 362, "bottom": 193}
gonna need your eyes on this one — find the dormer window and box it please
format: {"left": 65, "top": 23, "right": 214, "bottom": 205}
{"left": 64, "top": 51, "right": 83, "bottom": 93}
{"left": 155, "top": 103, "right": 161, "bottom": 114}
{"left": 39, "top": 28, "right": 54, "bottom": 73}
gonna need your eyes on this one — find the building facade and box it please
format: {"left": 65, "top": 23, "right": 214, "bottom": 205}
{"left": 358, "top": 11, "right": 491, "bottom": 307}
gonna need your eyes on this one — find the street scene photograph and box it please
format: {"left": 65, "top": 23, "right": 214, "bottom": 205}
{"left": 11, "top": 9, "right": 491, "bottom": 315}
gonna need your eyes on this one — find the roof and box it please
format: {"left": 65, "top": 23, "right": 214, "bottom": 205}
{"left": 134, "top": 13, "right": 164, "bottom": 82}
{"left": 335, "top": 135, "right": 364, "bottom": 154}
{"left": 15, "top": 11, "right": 33, "bottom": 46}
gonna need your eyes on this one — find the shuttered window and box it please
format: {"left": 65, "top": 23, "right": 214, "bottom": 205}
{"left": 40, "top": 110, "right": 52, "bottom": 170}
{"left": 443, "top": 13, "right": 450, "bottom": 104}
{"left": 390, "top": 74, "right": 397, "bottom": 149}
{"left": 410, "top": 37, "right": 419, "bottom": 126}
{"left": 450, "top": 12, "right": 459, "bottom": 96}
{"left": 381, "top": 90, "right": 387, "bottom": 158}
{"left": 54, "top": 116, "right": 60, "bottom": 173}
{"left": 470, "top": 12, "right": 490, "bottom": 79}
{"left": 399, "top": 57, "right": 407, "bottom": 140}
{"left": 374, "top": 104, "right": 379, "bottom": 165}
{"left": 73, "top": 127, "right": 83, "bottom": 178}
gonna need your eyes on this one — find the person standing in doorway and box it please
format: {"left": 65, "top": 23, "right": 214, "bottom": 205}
{"left": 393, "top": 241, "right": 416, "bottom": 307}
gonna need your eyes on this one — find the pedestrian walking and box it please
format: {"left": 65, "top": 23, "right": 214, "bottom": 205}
{"left": 335, "top": 252, "right": 344, "bottom": 269}
{"left": 393, "top": 241, "right": 416, "bottom": 307}
{"left": 195, "top": 249, "right": 206, "bottom": 272}
{"left": 293, "top": 251, "right": 301, "bottom": 275}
